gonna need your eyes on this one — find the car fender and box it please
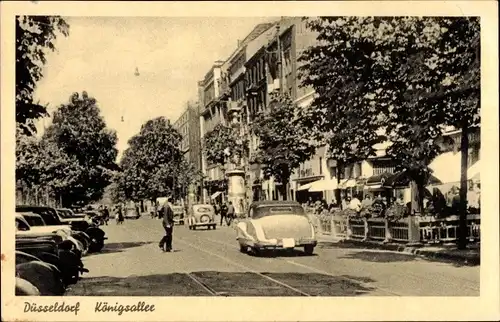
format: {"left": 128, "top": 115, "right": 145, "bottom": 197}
{"left": 16, "top": 277, "right": 41, "bottom": 296}
{"left": 248, "top": 219, "right": 267, "bottom": 242}
{"left": 85, "top": 227, "right": 106, "bottom": 240}
{"left": 16, "top": 261, "right": 65, "bottom": 296}
{"left": 236, "top": 221, "right": 254, "bottom": 241}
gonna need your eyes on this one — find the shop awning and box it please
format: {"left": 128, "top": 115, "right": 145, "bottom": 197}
{"left": 339, "top": 179, "right": 356, "bottom": 189}
{"left": 297, "top": 183, "right": 312, "bottom": 191}
{"left": 468, "top": 160, "right": 480, "bottom": 181}
{"left": 210, "top": 191, "right": 222, "bottom": 199}
{"left": 309, "top": 179, "right": 338, "bottom": 192}
{"left": 366, "top": 172, "right": 393, "bottom": 186}
{"left": 383, "top": 170, "right": 442, "bottom": 188}
{"left": 429, "top": 152, "right": 462, "bottom": 184}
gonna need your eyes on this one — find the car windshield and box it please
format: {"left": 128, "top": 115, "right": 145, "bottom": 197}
{"left": 252, "top": 205, "right": 306, "bottom": 219}
{"left": 15, "top": 218, "right": 30, "bottom": 231}
{"left": 194, "top": 206, "right": 213, "bottom": 213}
{"left": 17, "top": 208, "right": 61, "bottom": 225}
{"left": 57, "top": 210, "right": 71, "bottom": 218}
{"left": 23, "top": 215, "right": 46, "bottom": 227}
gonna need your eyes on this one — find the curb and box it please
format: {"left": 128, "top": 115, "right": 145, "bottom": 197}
{"left": 318, "top": 234, "right": 480, "bottom": 266}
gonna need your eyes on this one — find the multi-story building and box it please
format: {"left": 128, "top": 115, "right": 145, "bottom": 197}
{"left": 199, "top": 23, "right": 277, "bottom": 204}
{"left": 173, "top": 101, "right": 203, "bottom": 201}
{"left": 199, "top": 60, "right": 226, "bottom": 202}
{"left": 242, "top": 17, "right": 322, "bottom": 202}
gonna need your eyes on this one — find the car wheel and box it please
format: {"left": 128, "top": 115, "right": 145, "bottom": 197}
{"left": 212, "top": 225, "right": 216, "bottom": 230}
{"left": 239, "top": 244, "right": 247, "bottom": 253}
{"left": 251, "top": 247, "right": 261, "bottom": 256}
{"left": 304, "top": 245, "right": 315, "bottom": 255}
{"left": 89, "top": 239, "right": 105, "bottom": 253}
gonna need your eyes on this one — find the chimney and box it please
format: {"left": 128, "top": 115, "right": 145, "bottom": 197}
{"left": 237, "top": 39, "right": 241, "bottom": 47}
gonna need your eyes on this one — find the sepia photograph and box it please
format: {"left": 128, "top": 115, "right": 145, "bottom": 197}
{"left": 1, "top": 1, "right": 499, "bottom": 321}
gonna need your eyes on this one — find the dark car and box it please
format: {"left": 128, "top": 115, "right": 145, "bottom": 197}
{"left": 16, "top": 205, "right": 107, "bottom": 253}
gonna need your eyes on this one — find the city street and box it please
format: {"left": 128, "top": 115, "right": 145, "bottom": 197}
{"left": 67, "top": 215, "right": 479, "bottom": 297}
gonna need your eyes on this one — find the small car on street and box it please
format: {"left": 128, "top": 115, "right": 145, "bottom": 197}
{"left": 235, "top": 200, "right": 317, "bottom": 255}
{"left": 187, "top": 204, "right": 216, "bottom": 230}
{"left": 172, "top": 205, "right": 185, "bottom": 225}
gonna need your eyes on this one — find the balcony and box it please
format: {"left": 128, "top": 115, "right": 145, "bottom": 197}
{"left": 229, "top": 66, "right": 246, "bottom": 86}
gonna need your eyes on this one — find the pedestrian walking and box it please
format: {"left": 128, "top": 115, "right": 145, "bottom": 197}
{"left": 226, "top": 201, "right": 235, "bottom": 226}
{"left": 158, "top": 197, "right": 174, "bottom": 252}
{"left": 117, "top": 205, "right": 125, "bottom": 224}
{"left": 102, "top": 205, "right": 110, "bottom": 225}
{"left": 220, "top": 202, "right": 228, "bottom": 226}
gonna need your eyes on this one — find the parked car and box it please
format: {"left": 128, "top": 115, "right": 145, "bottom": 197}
{"left": 16, "top": 205, "right": 106, "bottom": 253}
{"left": 172, "top": 206, "right": 185, "bottom": 225}
{"left": 16, "top": 214, "right": 88, "bottom": 285}
{"left": 187, "top": 204, "right": 216, "bottom": 230}
{"left": 235, "top": 200, "right": 317, "bottom": 255}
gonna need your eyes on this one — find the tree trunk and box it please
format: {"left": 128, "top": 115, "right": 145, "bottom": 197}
{"left": 408, "top": 180, "right": 422, "bottom": 244}
{"left": 335, "top": 166, "right": 342, "bottom": 208}
{"left": 457, "top": 123, "right": 469, "bottom": 250}
{"left": 282, "top": 178, "right": 289, "bottom": 201}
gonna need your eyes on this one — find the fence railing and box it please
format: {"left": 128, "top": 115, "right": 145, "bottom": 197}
{"left": 310, "top": 212, "right": 480, "bottom": 245}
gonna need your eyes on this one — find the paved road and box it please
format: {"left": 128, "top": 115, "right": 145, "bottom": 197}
{"left": 67, "top": 216, "right": 479, "bottom": 296}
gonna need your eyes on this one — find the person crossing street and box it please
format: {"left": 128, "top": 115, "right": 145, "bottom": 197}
{"left": 159, "top": 197, "right": 175, "bottom": 252}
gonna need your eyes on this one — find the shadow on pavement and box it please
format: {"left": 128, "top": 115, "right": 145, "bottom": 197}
{"left": 318, "top": 242, "right": 479, "bottom": 267}
{"left": 67, "top": 271, "right": 375, "bottom": 296}
{"left": 89, "top": 242, "right": 153, "bottom": 255}
{"left": 337, "top": 251, "right": 416, "bottom": 263}
{"left": 249, "top": 249, "right": 318, "bottom": 258}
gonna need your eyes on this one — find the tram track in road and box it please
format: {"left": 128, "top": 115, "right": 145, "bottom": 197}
{"left": 176, "top": 236, "right": 312, "bottom": 297}
{"left": 112, "top": 221, "right": 311, "bottom": 296}
{"left": 192, "top": 232, "right": 480, "bottom": 296}
{"left": 187, "top": 233, "right": 406, "bottom": 296}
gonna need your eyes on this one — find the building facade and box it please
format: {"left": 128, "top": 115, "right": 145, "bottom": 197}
{"left": 173, "top": 101, "right": 203, "bottom": 201}
{"left": 199, "top": 61, "right": 227, "bottom": 202}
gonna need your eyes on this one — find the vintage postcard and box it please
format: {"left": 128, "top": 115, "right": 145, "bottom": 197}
{"left": 1, "top": 1, "right": 499, "bottom": 321}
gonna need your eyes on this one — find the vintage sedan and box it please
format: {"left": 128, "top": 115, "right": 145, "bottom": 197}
{"left": 187, "top": 204, "right": 216, "bottom": 230}
{"left": 235, "top": 201, "right": 317, "bottom": 255}
{"left": 171, "top": 205, "right": 185, "bottom": 225}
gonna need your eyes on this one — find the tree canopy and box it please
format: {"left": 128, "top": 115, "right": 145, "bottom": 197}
{"left": 114, "top": 116, "right": 201, "bottom": 202}
{"left": 299, "top": 16, "right": 479, "bottom": 184}
{"left": 299, "top": 17, "right": 480, "bottom": 246}
{"left": 251, "top": 92, "right": 316, "bottom": 199}
{"left": 16, "top": 16, "right": 69, "bottom": 135}
{"left": 202, "top": 123, "right": 246, "bottom": 167}
{"left": 41, "top": 91, "right": 119, "bottom": 206}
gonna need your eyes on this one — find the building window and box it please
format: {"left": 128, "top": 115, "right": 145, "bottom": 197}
{"left": 319, "top": 157, "right": 323, "bottom": 175}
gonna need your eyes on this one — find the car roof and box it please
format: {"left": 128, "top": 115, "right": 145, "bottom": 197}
{"left": 17, "top": 212, "right": 43, "bottom": 218}
{"left": 17, "top": 205, "right": 52, "bottom": 209}
{"left": 250, "top": 200, "right": 302, "bottom": 208}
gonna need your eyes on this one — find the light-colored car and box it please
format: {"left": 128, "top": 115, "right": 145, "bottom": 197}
{"left": 171, "top": 206, "right": 185, "bottom": 225}
{"left": 187, "top": 204, "right": 216, "bottom": 230}
{"left": 236, "top": 201, "right": 317, "bottom": 255}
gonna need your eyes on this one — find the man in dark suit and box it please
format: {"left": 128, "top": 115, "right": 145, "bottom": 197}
{"left": 159, "top": 197, "right": 175, "bottom": 252}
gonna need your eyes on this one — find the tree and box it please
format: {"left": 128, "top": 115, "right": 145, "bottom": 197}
{"left": 16, "top": 16, "right": 69, "bottom": 135}
{"left": 420, "top": 18, "right": 480, "bottom": 249}
{"left": 16, "top": 125, "right": 42, "bottom": 187}
{"left": 300, "top": 17, "right": 479, "bottom": 248}
{"left": 42, "top": 91, "right": 118, "bottom": 206}
{"left": 251, "top": 92, "right": 316, "bottom": 200}
{"left": 202, "top": 123, "right": 244, "bottom": 167}
{"left": 115, "top": 116, "right": 194, "bottom": 203}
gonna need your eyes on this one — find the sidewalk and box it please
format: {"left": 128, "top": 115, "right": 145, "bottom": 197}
{"left": 317, "top": 234, "right": 480, "bottom": 266}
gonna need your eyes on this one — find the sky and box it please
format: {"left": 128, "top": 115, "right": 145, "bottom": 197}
{"left": 34, "top": 16, "right": 276, "bottom": 159}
